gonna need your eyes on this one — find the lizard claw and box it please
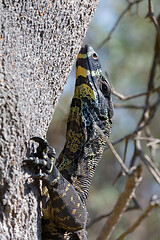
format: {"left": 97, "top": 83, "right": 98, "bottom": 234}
{"left": 24, "top": 137, "right": 56, "bottom": 176}
{"left": 31, "top": 137, "right": 56, "bottom": 158}
{"left": 30, "top": 171, "right": 46, "bottom": 179}
{"left": 31, "top": 137, "right": 49, "bottom": 148}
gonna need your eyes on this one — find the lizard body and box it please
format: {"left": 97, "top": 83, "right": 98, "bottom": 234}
{"left": 25, "top": 45, "right": 113, "bottom": 239}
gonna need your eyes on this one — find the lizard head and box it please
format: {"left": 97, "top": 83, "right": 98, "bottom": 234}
{"left": 75, "top": 45, "right": 114, "bottom": 139}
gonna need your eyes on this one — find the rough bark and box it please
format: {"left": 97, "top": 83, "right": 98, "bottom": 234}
{"left": 0, "top": 0, "right": 99, "bottom": 239}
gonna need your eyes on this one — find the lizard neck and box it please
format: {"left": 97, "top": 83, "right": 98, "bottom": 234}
{"left": 56, "top": 80, "right": 96, "bottom": 175}
{"left": 72, "top": 133, "right": 106, "bottom": 202}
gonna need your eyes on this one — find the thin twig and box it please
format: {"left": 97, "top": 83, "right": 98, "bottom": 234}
{"left": 146, "top": 5, "right": 160, "bottom": 90}
{"left": 114, "top": 104, "right": 145, "bottom": 109}
{"left": 135, "top": 136, "right": 160, "bottom": 142}
{"left": 147, "top": 141, "right": 160, "bottom": 148}
{"left": 112, "top": 86, "right": 160, "bottom": 100}
{"left": 146, "top": 0, "right": 160, "bottom": 33}
{"left": 96, "top": 165, "right": 143, "bottom": 240}
{"left": 87, "top": 204, "right": 140, "bottom": 229}
{"left": 144, "top": 126, "right": 156, "bottom": 158}
{"left": 94, "top": 123, "right": 129, "bottom": 174}
{"left": 117, "top": 195, "right": 160, "bottom": 240}
{"left": 112, "top": 138, "right": 129, "bottom": 186}
{"left": 112, "top": 95, "right": 160, "bottom": 146}
{"left": 93, "top": 4, "right": 160, "bottom": 239}
{"left": 123, "top": 138, "right": 129, "bottom": 163}
{"left": 135, "top": 136, "right": 160, "bottom": 147}
{"left": 97, "top": 0, "right": 144, "bottom": 49}
{"left": 128, "top": 9, "right": 160, "bottom": 169}
{"left": 106, "top": 139, "right": 129, "bottom": 174}
{"left": 132, "top": 128, "right": 160, "bottom": 184}
{"left": 138, "top": 149, "right": 160, "bottom": 184}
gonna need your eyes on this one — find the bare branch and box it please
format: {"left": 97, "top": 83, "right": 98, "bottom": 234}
{"left": 135, "top": 136, "right": 160, "bottom": 141}
{"left": 112, "top": 86, "right": 160, "bottom": 100}
{"left": 106, "top": 139, "right": 129, "bottom": 174}
{"left": 112, "top": 139, "right": 129, "bottom": 185}
{"left": 94, "top": 4, "right": 160, "bottom": 239}
{"left": 114, "top": 104, "right": 145, "bottom": 109}
{"left": 135, "top": 136, "right": 160, "bottom": 147}
{"left": 138, "top": 149, "right": 160, "bottom": 184}
{"left": 117, "top": 195, "right": 160, "bottom": 240}
{"left": 97, "top": 0, "right": 144, "bottom": 49}
{"left": 112, "top": 94, "right": 160, "bottom": 146}
{"left": 94, "top": 122, "right": 130, "bottom": 174}
{"left": 96, "top": 165, "right": 143, "bottom": 240}
{"left": 146, "top": 0, "right": 160, "bottom": 33}
{"left": 87, "top": 204, "right": 140, "bottom": 229}
{"left": 146, "top": 11, "right": 160, "bottom": 90}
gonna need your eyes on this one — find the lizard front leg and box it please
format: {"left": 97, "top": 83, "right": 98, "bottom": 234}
{"left": 24, "top": 137, "right": 87, "bottom": 239}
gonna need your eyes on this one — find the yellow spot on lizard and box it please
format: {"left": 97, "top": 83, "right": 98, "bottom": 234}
{"left": 72, "top": 209, "right": 76, "bottom": 215}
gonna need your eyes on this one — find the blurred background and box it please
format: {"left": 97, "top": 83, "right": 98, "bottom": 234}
{"left": 47, "top": 1, "right": 160, "bottom": 239}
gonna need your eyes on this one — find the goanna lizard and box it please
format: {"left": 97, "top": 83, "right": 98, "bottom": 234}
{"left": 24, "top": 45, "right": 114, "bottom": 240}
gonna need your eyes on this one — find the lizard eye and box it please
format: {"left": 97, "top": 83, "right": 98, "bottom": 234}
{"left": 100, "top": 80, "right": 111, "bottom": 98}
{"left": 92, "top": 52, "right": 98, "bottom": 60}
{"left": 101, "top": 82, "right": 108, "bottom": 92}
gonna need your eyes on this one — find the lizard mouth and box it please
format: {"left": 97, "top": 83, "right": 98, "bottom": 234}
{"left": 79, "top": 45, "right": 88, "bottom": 54}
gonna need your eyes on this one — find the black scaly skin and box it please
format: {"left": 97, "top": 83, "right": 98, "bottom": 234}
{"left": 24, "top": 45, "right": 114, "bottom": 239}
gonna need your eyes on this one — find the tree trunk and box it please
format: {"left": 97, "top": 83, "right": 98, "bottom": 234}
{"left": 0, "top": 1, "right": 99, "bottom": 239}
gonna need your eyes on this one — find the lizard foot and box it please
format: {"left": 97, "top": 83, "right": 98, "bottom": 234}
{"left": 24, "top": 137, "right": 56, "bottom": 177}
